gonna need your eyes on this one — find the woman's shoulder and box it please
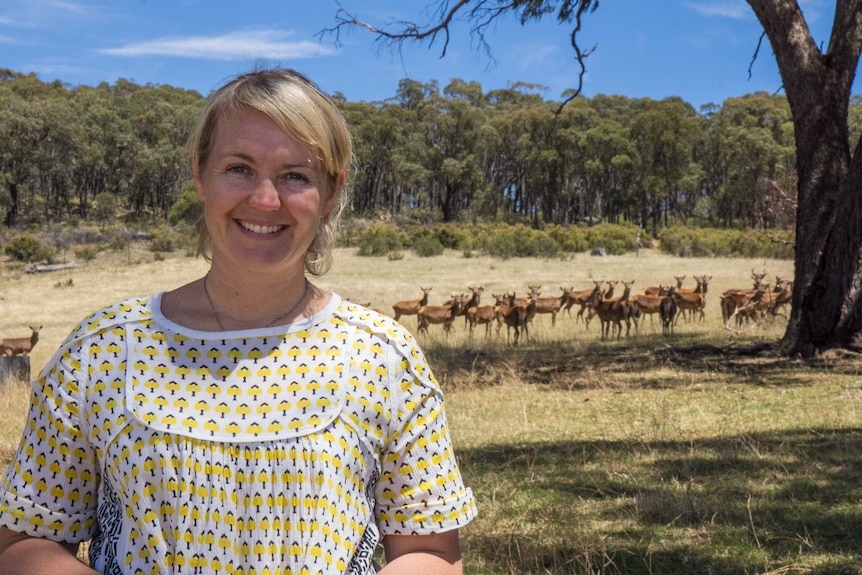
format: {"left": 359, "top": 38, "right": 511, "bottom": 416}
{"left": 63, "top": 294, "right": 156, "bottom": 345}
{"left": 334, "top": 296, "right": 415, "bottom": 341}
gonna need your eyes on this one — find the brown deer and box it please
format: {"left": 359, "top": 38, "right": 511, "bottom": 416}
{"left": 529, "top": 287, "right": 570, "bottom": 327}
{"left": 590, "top": 281, "right": 634, "bottom": 341}
{"left": 644, "top": 275, "right": 685, "bottom": 297}
{"left": 0, "top": 325, "right": 42, "bottom": 356}
{"left": 673, "top": 275, "right": 711, "bottom": 323}
{"left": 720, "top": 270, "right": 768, "bottom": 324}
{"left": 585, "top": 280, "right": 618, "bottom": 330}
{"left": 659, "top": 288, "right": 678, "bottom": 336}
{"left": 562, "top": 280, "right": 604, "bottom": 324}
{"left": 467, "top": 294, "right": 504, "bottom": 338}
{"left": 416, "top": 294, "right": 468, "bottom": 336}
{"left": 496, "top": 290, "right": 537, "bottom": 345}
{"left": 631, "top": 288, "right": 667, "bottom": 329}
{"left": 392, "top": 287, "right": 432, "bottom": 322}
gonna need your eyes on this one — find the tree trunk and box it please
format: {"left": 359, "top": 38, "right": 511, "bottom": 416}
{"left": 3, "top": 181, "right": 18, "bottom": 227}
{"left": 747, "top": 0, "right": 862, "bottom": 355}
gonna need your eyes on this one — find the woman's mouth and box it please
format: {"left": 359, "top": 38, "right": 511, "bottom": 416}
{"left": 238, "top": 220, "right": 285, "bottom": 234}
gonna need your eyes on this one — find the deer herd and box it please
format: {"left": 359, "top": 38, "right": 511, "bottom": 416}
{"left": 385, "top": 270, "right": 793, "bottom": 345}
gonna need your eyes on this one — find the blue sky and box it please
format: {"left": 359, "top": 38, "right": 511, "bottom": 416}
{"left": 0, "top": 0, "right": 841, "bottom": 111}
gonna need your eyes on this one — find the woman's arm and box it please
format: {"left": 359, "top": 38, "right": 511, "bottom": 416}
{"left": 0, "top": 527, "right": 98, "bottom": 575}
{"left": 379, "top": 531, "right": 463, "bottom": 575}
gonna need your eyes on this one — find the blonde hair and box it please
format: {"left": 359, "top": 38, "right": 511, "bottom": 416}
{"left": 189, "top": 68, "right": 353, "bottom": 276}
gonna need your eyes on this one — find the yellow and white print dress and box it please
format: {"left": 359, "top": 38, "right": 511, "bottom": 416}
{"left": 0, "top": 294, "right": 476, "bottom": 574}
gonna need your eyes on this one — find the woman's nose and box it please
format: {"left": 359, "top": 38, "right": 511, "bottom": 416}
{"left": 248, "top": 178, "right": 281, "bottom": 210}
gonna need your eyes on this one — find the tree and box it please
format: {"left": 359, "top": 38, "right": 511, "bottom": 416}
{"left": 325, "top": 1, "right": 862, "bottom": 358}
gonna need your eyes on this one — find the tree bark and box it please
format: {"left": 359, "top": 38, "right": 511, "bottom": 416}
{"left": 747, "top": 0, "right": 862, "bottom": 355}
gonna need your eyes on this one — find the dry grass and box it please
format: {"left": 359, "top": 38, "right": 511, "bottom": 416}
{"left": 6, "top": 243, "right": 859, "bottom": 574}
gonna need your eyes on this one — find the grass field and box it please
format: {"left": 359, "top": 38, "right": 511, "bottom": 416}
{"left": 3, "top": 243, "right": 861, "bottom": 574}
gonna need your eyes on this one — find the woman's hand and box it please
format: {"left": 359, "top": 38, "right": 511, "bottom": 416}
{"left": 379, "top": 531, "right": 463, "bottom": 574}
{"left": 0, "top": 527, "right": 99, "bottom": 575}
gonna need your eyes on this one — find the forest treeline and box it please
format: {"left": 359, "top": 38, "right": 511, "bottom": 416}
{"left": 3, "top": 68, "right": 859, "bottom": 239}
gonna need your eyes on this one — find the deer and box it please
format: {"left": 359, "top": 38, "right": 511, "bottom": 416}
{"left": 527, "top": 286, "right": 568, "bottom": 326}
{"left": 725, "top": 284, "right": 771, "bottom": 330}
{"left": 416, "top": 294, "right": 468, "bottom": 336}
{"left": 644, "top": 275, "right": 685, "bottom": 297}
{"left": 720, "top": 270, "right": 768, "bottom": 324}
{"left": 673, "top": 275, "right": 711, "bottom": 323}
{"left": 659, "top": 287, "right": 678, "bottom": 336}
{"left": 496, "top": 290, "right": 537, "bottom": 345}
{"left": 467, "top": 294, "right": 504, "bottom": 338}
{"left": 0, "top": 325, "right": 42, "bottom": 356}
{"left": 590, "top": 280, "right": 635, "bottom": 341}
{"left": 392, "top": 287, "right": 432, "bottom": 322}
{"left": 533, "top": 287, "right": 571, "bottom": 327}
{"left": 461, "top": 286, "right": 485, "bottom": 327}
{"left": 585, "top": 280, "right": 619, "bottom": 330}
{"left": 767, "top": 277, "right": 793, "bottom": 318}
{"left": 630, "top": 288, "right": 667, "bottom": 329}
{"left": 562, "top": 280, "right": 604, "bottom": 324}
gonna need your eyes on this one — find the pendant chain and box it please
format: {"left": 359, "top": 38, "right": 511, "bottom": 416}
{"left": 203, "top": 274, "right": 310, "bottom": 331}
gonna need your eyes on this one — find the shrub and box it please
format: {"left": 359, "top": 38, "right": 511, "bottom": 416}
{"left": 413, "top": 235, "right": 445, "bottom": 257}
{"left": 658, "top": 226, "right": 795, "bottom": 259}
{"left": 432, "top": 223, "right": 471, "bottom": 250}
{"left": 584, "top": 223, "right": 638, "bottom": 255}
{"left": 107, "top": 233, "right": 128, "bottom": 252}
{"left": 169, "top": 183, "right": 203, "bottom": 227}
{"left": 150, "top": 225, "right": 185, "bottom": 253}
{"left": 73, "top": 244, "right": 101, "bottom": 261}
{"left": 357, "top": 224, "right": 408, "bottom": 256}
{"left": 474, "top": 224, "right": 560, "bottom": 258}
{"left": 545, "top": 224, "right": 590, "bottom": 253}
{"left": 4, "top": 235, "right": 53, "bottom": 263}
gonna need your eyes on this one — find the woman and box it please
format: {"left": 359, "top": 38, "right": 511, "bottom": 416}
{"left": 0, "top": 68, "right": 476, "bottom": 574}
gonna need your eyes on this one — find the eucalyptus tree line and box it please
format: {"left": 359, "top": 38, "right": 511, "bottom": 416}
{"left": 0, "top": 70, "right": 200, "bottom": 228}
{"left": 0, "top": 67, "right": 797, "bottom": 237}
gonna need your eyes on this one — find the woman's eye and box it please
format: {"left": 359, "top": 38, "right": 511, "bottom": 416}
{"left": 226, "top": 165, "right": 249, "bottom": 175}
{"left": 283, "top": 172, "right": 310, "bottom": 183}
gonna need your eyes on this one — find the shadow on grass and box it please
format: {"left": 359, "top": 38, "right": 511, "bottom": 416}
{"left": 457, "top": 427, "right": 862, "bottom": 575}
{"left": 425, "top": 335, "right": 862, "bottom": 391}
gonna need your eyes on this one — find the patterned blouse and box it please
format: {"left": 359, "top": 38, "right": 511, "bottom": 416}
{"left": 0, "top": 293, "right": 476, "bottom": 575}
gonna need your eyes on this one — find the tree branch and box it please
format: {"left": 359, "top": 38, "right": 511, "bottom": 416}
{"left": 319, "top": 1, "right": 600, "bottom": 113}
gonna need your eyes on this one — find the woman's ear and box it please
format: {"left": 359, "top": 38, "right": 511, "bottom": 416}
{"left": 322, "top": 171, "right": 345, "bottom": 218}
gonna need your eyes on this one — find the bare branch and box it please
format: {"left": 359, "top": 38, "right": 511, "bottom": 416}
{"left": 319, "top": 0, "right": 600, "bottom": 113}
{"left": 318, "top": 0, "right": 473, "bottom": 58}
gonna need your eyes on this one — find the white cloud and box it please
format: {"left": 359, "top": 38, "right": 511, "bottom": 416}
{"left": 99, "top": 30, "right": 334, "bottom": 61}
{"left": 0, "top": 0, "right": 97, "bottom": 29}
{"left": 685, "top": 1, "right": 751, "bottom": 20}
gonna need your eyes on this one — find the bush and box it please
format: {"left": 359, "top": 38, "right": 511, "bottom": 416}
{"left": 413, "top": 235, "right": 445, "bottom": 257}
{"left": 545, "top": 224, "right": 589, "bottom": 253}
{"left": 73, "top": 244, "right": 101, "bottom": 261}
{"left": 432, "top": 223, "right": 472, "bottom": 250}
{"left": 169, "top": 183, "right": 203, "bottom": 227}
{"left": 357, "top": 224, "right": 409, "bottom": 256}
{"left": 658, "top": 226, "right": 795, "bottom": 259}
{"left": 584, "top": 223, "right": 638, "bottom": 256}
{"left": 150, "top": 225, "right": 185, "bottom": 253}
{"left": 4, "top": 234, "right": 53, "bottom": 263}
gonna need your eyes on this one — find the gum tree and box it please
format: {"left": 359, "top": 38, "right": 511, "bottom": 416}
{"left": 326, "top": 0, "right": 862, "bottom": 357}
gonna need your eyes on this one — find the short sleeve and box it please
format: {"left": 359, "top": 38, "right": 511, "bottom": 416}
{"left": 373, "top": 344, "right": 476, "bottom": 535}
{"left": 0, "top": 342, "right": 101, "bottom": 543}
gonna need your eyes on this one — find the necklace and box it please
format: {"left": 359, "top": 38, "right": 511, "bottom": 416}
{"left": 203, "top": 274, "right": 310, "bottom": 330}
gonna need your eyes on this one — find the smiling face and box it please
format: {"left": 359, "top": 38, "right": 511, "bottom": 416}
{"left": 195, "top": 107, "right": 342, "bottom": 279}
